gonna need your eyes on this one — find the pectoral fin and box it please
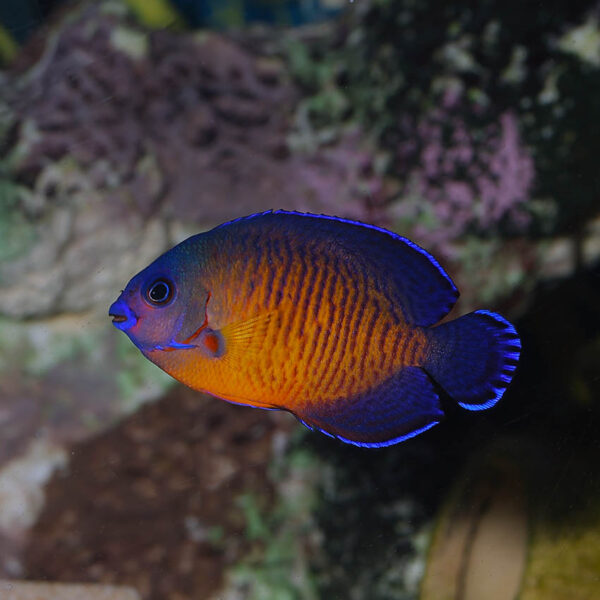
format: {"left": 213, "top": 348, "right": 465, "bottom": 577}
{"left": 218, "top": 311, "right": 278, "bottom": 360}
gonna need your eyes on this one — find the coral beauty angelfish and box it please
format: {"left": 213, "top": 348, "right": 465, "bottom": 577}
{"left": 109, "top": 210, "right": 520, "bottom": 447}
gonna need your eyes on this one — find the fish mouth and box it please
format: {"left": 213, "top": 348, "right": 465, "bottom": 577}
{"left": 109, "top": 300, "right": 137, "bottom": 331}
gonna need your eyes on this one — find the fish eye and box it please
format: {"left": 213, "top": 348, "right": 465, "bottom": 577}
{"left": 145, "top": 279, "right": 174, "bottom": 306}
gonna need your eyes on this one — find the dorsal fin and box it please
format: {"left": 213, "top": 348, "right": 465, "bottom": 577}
{"left": 219, "top": 210, "right": 459, "bottom": 326}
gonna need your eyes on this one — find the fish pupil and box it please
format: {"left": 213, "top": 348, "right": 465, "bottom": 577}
{"left": 148, "top": 280, "right": 170, "bottom": 304}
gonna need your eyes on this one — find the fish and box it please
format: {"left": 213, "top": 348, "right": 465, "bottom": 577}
{"left": 109, "top": 210, "right": 520, "bottom": 447}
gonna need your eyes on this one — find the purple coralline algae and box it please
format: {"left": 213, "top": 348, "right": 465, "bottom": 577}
{"left": 397, "top": 98, "right": 534, "bottom": 250}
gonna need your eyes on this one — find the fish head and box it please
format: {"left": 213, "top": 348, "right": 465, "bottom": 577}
{"left": 109, "top": 240, "right": 210, "bottom": 353}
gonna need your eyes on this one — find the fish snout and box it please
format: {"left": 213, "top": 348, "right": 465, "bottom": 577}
{"left": 109, "top": 299, "right": 137, "bottom": 331}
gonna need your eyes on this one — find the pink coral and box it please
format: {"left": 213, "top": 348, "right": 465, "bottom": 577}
{"left": 398, "top": 105, "right": 534, "bottom": 252}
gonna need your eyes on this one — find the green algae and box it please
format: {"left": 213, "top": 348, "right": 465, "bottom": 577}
{"left": 558, "top": 16, "right": 600, "bottom": 68}
{"left": 0, "top": 178, "right": 36, "bottom": 264}
{"left": 109, "top": 26, "right": 149, "bottom": 61}
{"left": 455, "top": 237, "right": 527, "bottom": 306}
{"left": 113, "top": 332, "right": 174, "bottom": 414}
{"left": 522, "top": 525, "right": 600, "bottom": 600}
{"left": 0, "top": 314, "right": 172, "bottom": 420}
{"left": 520, "top": 437, "right": 600, "bottom": 600}
{"left": 224, "top": 448, "right": 323, "bottom": 600}
{"left": 0, "top": 110, "right": 37, "bottom": 264}
{"left": 114, "top": 0, "right": 186, "bottom": 30}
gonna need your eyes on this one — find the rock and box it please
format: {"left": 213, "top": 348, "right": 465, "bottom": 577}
{"left": 0, "top": 4, "right": 378, "bottom": 320}
{"left": 0, "top": 439, "right": 67, "bottom": 543}
{"left": 21, "top": 387, "right": 295, "bottom": 600}
{"left": 421, "top": 442, "right": 528, "bottom": 600}
{"left": 0, "top": 158, "right": 170, "bottom": 319}
{"left": 421, "top": 433, "right": 600, "bottom": 600}
{"left": 0, "top": 580, "right": 140, "bottom": 600}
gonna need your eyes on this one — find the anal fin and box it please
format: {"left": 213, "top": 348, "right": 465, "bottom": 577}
{"left": 296, "top": 367, "right": 444, "bottom": 447}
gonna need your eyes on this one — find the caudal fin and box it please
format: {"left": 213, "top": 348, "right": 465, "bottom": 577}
{"left": 424, "top": 310, "right": 521, "bottom": 410}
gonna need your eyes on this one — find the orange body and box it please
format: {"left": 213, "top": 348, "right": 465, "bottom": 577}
{"left": 146, "top": 220, "right": 427, "bottom": 413}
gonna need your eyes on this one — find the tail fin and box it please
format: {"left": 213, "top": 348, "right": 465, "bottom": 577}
{"left": 424, "top": 310, "right": 521, "bottom": 410}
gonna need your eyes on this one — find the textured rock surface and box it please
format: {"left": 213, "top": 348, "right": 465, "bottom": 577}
{"left": 0, "top": 3, "right": 378, "bottom": 321}
{"left": 421, "top": 432, "right": 600, "bottom": 600}
{"left": 21, "top": 386, "right": 317, "bottom": 600}
{"left": 0, "top": 580, "right": 140, "bottom": 600}
{"left": 421, "top": 442, "right": 528, "bottom": 600}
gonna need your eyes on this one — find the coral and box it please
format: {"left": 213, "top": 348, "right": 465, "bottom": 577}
{"left": 288, "top": 0, "right": 600, "bottom": 239}
{"left": 6, "top": 9, "right": 295, "bottom": 209}
{"left": 0, "top": 2, "right": 380, "bottom": 318}
{"left": 395, "top": 102, "right": 534, "bottom": 252}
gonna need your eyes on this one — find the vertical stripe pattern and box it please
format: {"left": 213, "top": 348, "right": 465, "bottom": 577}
{"left": 152, "top": 216, "right": 428, "bottom": 414}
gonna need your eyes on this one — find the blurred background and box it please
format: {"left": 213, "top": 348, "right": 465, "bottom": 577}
{"left": 0, "top": 0, "right": 599, "bottom": 598}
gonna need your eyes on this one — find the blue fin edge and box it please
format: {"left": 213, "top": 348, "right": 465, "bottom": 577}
{"left": 215, "top": 209, "right": 458, "bottom": 298}
{"left": 458, "top": 310, "right": 521, "bottom": 412}
{"left": 153, "top": 339, "right": 196, "bottom": 351}
{"left": 298, "top": 418, "right": 441, "bottom": 448}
